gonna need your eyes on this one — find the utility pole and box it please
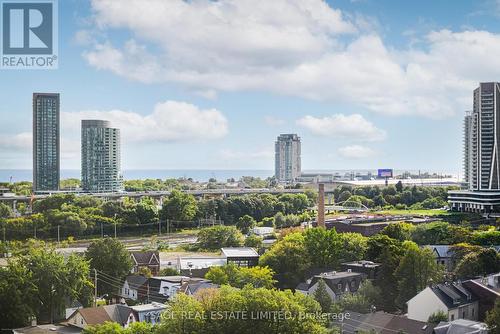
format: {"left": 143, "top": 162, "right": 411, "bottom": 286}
{"left": 94, "top": 269, "right": 98, "bottom": 307}
{"left": 114, "top": 223, "right": 117, "bottom": 239}
{"left": 166, "top": 219, "right": 169, "bottom": 235}
{"left": 100, "top": 223, "right": 104, "bottom": 238}
{"left": 2, "top": 227, "right": 5, "bottom": 243}
{"left": 158, "top": 219, "right": 161, "bottom": 236}
{"left": 57, "top": 225, "right": 60, "bottom": 243}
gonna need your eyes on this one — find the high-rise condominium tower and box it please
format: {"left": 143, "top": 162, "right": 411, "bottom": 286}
{"left": 275, "top": 134, "right": 301, "bottom": 182}
{"left": 33, "top": 93, "right": 60, "bottom": 192}
{"left": 449, "top": 82, "right": 500, "bottom": 213}
{"left": 464, "top": 82, "right": 500, "bottom": 190}
{"left": 81, "top": 120, "right": 123, "bottom": 193}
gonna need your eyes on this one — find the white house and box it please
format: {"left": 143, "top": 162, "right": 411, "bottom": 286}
{"left": 121, "top": 275, "right": 148, "bottom": 301}
{"left": 130, "top": 302, "right": 167, "bottom": 325}
{"left": 296, "top": 271, "right": 366, "bottom": 302}
{"left": 407, "top": 283, "right": 479, "bottom": 322}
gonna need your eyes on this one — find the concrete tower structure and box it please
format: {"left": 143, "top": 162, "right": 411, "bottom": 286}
{"left": 275, "top": 134, "right": 301, "bottom": 182}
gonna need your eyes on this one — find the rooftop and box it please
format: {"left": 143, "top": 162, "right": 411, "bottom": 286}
{"left": 221, "top": 247, "right": 259, "bottom": 258}
{"left": 130, "top": 302, "right": 167, "bottom": 312}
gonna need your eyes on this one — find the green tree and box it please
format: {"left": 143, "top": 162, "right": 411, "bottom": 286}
{"left": 237, "top": 215, "right": 256, "bottom": 234}
{"left": 428, "top": 311, "right": 448, "bottom": 324}
{"left": 455, "top": 248, "right": 500, "bottom": 279}
{"left": 196, "top": 225, "right": 244, "bottom": 250}
{"left": 205, "top": 264, "right": 276, "bottom": 289}
{"left": 259, "top": 232, "right": 309, "bottom": 289}
{"left": 486, "top": 298, "right": 500, "bottom": 334}
{"left": 161, "top": 189, "right": 198, "bottom": 222}
{"left": 85, "top": 238, "right": 133, "bottom": 295}
{"left": 303, "top": 227, "right": 342, "bottom": 269}
{"left": 158, "top": 285, "right": 328, "bottom": 334}
{"left": 313, "top": 279, "right": 332, "bottom": 312}
{"left": 157, "top": 293, "right": 205, "bottom": 334}
{"left": 339, "top": 232, "right": 367, "bottom": 262}
{"left": 83, "top": 321, "right": 154, "bottom": 334}
{"left": 244, "top": 234, "right": 263, "bottom": 249}
{"left": 381, "top": 222, "right": 415, "bottom": 241}
{"left": 374, "top": 246, "right": 402, "bottom": 311}
{"left": 4, "top": 245, "right": 93, "bottom": 324}
{"left": 395, "top": 243, "right": 444, "bottom": 308}
{"left": 0, "top": 202, "right": 12, "bottom": 218}
{"left": 0, "top": 261, "right": 36, "bottom": 328}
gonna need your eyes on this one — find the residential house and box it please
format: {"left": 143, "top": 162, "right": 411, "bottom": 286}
{"left": 221, "top": 247, "right": 259, "bottom": 267}
{"left": 296, "top": 271, "right": 366, "bottom": 301}
{"left": 180, "top": 280, "right": 219, "bottom": 296}
{"left": 463, "top": 275, "right": 500, "bottom": 321}
{"left": 130, "top": 302, "right": 167, "bottom": 325}
{"left": 475, "top": 272, "right": 500, "bottom": 293}
{"left": 130, "top": 251, "right": 160, "bottom": 276}
{"left": 120, "top": 275, "right": 148, "bottom": 301}
{"left": 146, "top": 276, "right": 210, "bottom": 303}
{"left": 334, "top": 311, "right": 435, "bottom": 334}
{"left": 341, "top": 261, "right": 381, "bottom": 279}
{"left": 428, "top": 245, "right": 454, "bottom": 272}
{"left": 407, "top": 282, "right": 479, "bottom": 322}
{"left": 433, "top": 319, "right": 489, "bottom": 334}
{"left": 66, "top": 305, "right": 136, "bottom": 329}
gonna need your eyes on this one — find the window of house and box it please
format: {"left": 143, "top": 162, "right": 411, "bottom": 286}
{"left": 337, "top": 283, "right": 342, "bottom": 290}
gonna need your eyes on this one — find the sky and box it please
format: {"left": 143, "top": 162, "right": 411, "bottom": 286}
{"left": 2, "top": 0, "right": 500, "bottom": 173}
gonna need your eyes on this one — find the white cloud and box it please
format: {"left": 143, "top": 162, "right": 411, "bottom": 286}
{"left": 337, "top": 145, "right": 376, "bottom": 159}
{"left": 0, "top": 101, "right": 228, "bottom": 165}
{"left": 61, "top": 100, "right": 228, "bottom": 143}
{"left": 80, "top": 0, "right": 500, "bottom": 119}
{"left": 0, "top": 132, "right": 31, "bottom": 150}
{"left": 296, "top": 114, "right": 386, "bottom": 141}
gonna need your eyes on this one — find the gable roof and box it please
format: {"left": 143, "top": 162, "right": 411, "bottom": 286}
{"left": 180, "top": 280, "right": 219, "bottom": 295}
{"left": 430, "top": 283, "right": 478, "bottom": 309}
{"left": 131, "top": 251, "right": 159, "bottom": 265}
{"left": 125, "top": 275, "right": 148, "bottom": 289}
{"left": 340, "top": 311, "right": 435, "bottom": 334}
{"left": 71, "top": 304, "right": 134, "bottom": 326}
{"left": 428, "top": 245, "right": 452, "bottom": 258}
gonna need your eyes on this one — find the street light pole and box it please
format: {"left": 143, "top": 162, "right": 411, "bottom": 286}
{"left": 94, "top": 269, "right": 98, "bottom": 307}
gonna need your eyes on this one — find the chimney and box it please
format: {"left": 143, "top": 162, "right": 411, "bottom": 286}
{"left": 317, "top": 183, "right": 325, "bottom": 228}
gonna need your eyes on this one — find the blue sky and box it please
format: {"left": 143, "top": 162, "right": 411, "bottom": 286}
{"left": 2, "top": 0, "right": 500, "bottom": 174}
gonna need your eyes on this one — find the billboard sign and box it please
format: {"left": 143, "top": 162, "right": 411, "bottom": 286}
{"left": 378, "top": 169, "right": 393, "bottom": 178}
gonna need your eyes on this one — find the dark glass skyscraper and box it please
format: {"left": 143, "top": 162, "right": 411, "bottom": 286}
{"left": 33, "top": 93, "right": 60, "bottom": 192}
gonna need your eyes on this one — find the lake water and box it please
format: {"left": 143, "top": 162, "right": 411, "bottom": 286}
{"left": 0, "top": 169, "right": 458, "bottom": 183}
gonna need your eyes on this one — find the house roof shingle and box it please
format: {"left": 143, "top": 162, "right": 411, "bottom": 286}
{"left": 340, "top": 311, "right": 435, "bottom": 334}
{"left": 131, "top": 251, "right": 159, "bottom": 265}
{"left": 431, "top": 283, "right": 478, "bottom": 309}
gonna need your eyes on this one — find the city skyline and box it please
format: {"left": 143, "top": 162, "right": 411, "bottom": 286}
{"left": 4, "top": 0, "right": 500, "bottom": 172}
